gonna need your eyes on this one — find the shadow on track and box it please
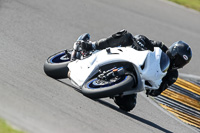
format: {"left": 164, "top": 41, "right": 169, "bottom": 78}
{"left": 57, "top": 79, "right": 172, "bottom": 133}
{"left": 56, "top": 79, "right": 82, "bottom": 92}
{"left": 96, "top": 99, "right": 173, "bottom": 133}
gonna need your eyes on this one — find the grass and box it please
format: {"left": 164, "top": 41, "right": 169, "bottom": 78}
{"left": 0, "top": 118, "right": 24, "bottom": 133}
{"left": 169, "top": 0, "right": 200, "bottom": 11}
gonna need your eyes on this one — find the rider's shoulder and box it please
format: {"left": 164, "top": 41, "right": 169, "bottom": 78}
{"left": 112, "top": 29, "right": 132, "bottom": 38}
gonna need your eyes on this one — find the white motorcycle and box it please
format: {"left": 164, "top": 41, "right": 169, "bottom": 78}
{"left": 44, "top": 33, "right": 170, "bottom": 111}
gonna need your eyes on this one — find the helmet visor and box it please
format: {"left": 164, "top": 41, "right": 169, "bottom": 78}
{"left": 171, "top": 54, "right": 187, "bottom": 69}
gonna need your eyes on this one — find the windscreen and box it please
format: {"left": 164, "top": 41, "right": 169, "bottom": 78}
{"left": 160, "top": 52, "right": 170, "bottom": 72}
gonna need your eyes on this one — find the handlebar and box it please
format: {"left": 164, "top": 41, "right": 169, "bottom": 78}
{"left": 70, "top": 41, "right": 92, "bottom": 61}
{"left": 71, "top": 33, "right": 91, "bottom": 61}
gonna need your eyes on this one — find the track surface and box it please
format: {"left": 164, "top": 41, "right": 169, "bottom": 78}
{"left": 0, "top": 0, "right": 199, "bottom": 133}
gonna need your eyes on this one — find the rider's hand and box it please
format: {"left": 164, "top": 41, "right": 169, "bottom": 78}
{"left": 134, "top": 35, "right": 154, "bottom": 51}
{"left": 81, "top": 41, "right": 93, "bottom": 51}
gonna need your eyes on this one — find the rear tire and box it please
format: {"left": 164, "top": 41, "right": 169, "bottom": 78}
{"left": 44, "top": 50, "right": 71, "bottom": 79}
{"left": 82, "top": 74, "right": 136, "bottom": 99}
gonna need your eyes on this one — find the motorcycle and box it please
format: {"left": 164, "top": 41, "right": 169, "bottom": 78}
{"left": 44, "top": 33, "right": 170, "bottom": 111}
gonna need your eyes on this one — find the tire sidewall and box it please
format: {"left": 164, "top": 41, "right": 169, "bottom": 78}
{"left": 44, "top": 50, "right": 70, "bottom": 79}
{"left": 82, "top": 75, "right": 135, "bottom": 99}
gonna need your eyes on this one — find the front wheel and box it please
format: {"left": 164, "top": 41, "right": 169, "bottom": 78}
{"left": 82, "top": 74, "right": 136, "bottom": 99}
{"left": 44, "top": 50, "right": 72, "bottom": 79}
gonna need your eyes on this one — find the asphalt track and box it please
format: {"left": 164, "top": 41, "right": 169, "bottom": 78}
{"left": 0, "top": 0, "right": 199, "bottom": 133}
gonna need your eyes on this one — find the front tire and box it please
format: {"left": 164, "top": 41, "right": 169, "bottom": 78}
{"left": 44, "top": 50, "right": 71, "bottom": 79}
{"left": 82, "top": 74, "right": 136, "bottom": 99}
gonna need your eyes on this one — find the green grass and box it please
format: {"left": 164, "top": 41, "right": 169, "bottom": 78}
{"left": 0, "top": 118, "right": 24, "bottom": 133}
{"left": 169, "top": 0, "right": 200, "bottom": 11}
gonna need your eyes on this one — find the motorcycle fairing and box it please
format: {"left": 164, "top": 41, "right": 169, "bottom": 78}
{"left": 68, "top": 47, "right": 166, "bottom": 92}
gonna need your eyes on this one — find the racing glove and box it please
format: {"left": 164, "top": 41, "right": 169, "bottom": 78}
{"left": 133, "top": 35, "right": 154, "bottom": 51}
{"left": 81, "top": 41, "right": 96, "bottom": 51}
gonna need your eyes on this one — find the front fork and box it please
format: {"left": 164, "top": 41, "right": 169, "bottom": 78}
{"left": 71, "top": 41, "right": 82, "bottom": 61}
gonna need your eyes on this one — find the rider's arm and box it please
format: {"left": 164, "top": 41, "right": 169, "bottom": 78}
{"left": 95, "top": 30, "right": 133, "bottom": 50}
{"left": 149, "top": 69, "right": 178, "bottom": 96}
{"left": 150, "top": 40, "right": 168, "bottom": 52}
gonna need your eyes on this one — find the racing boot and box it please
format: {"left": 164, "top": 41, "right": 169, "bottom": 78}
{"left": 114, "top": 94, "right": 137, "bottom": 112}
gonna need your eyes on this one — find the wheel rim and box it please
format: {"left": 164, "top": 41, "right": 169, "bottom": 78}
{"left": 87, "top": 76, "right": 127, "bottom": 89}
{"left": 50, "top": 52, "right": 70, "bottom": 63}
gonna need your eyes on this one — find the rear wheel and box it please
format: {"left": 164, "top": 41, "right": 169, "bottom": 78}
{"left": 82, "top": 74, "right": 136, "bottom": 99}
{"left": 44, "top": 50, "right": 72, "bottom": 79}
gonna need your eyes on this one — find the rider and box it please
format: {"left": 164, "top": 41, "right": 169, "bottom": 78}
{"left": 78, "top": 29, "right": 192, "bottom": 111}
